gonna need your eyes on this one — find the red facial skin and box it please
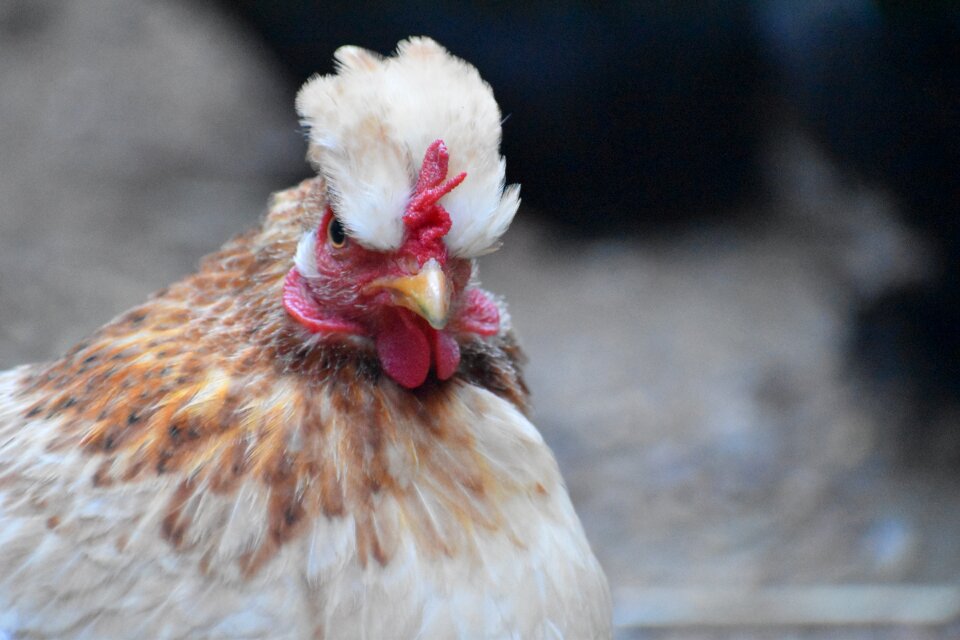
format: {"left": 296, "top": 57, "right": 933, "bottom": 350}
{"left": 283, "top": 140, "right": 501, "bottom": 389}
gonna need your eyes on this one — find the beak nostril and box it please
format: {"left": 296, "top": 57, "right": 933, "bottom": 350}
{"left": 365, "top": 259, "right": 451, "bottom": 329}
{"left": 400, "top": 255, "right": 420, "bottom": 275}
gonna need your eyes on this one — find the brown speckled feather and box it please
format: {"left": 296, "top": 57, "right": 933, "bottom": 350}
{"left": 0, "top": 179, "right": 609, "bottom": 639}
{"left": 16, "top": 178, "right": 528, "bottom": 571}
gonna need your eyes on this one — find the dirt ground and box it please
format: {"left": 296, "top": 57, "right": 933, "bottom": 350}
{"left": 1, "top": 1, "right": 958, "bottom": 637}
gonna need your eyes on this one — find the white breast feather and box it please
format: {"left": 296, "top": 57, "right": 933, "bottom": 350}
{"left": 0, "top": 367, "right": 610, "bottom": 638}
{"left": 295, "top": 37, "right": 520, "bottom": 258}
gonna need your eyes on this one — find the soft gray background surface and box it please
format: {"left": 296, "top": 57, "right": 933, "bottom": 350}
{"left": 1, "top": 1, "right": 958, "bottom": 637}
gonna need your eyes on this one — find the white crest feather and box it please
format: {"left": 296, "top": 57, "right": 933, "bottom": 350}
{"left": 295, "top": 37, "right": 520, "bottom": 257}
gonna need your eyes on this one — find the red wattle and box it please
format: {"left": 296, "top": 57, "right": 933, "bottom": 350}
{"left": 376, "top": 309, "right": 431, "bottom": 389}
{"left": 433, "top": 330, "right": 461, "bottom": 381}
{"left": 282, "top": 268, "right": 366, "bottom": 334}
{"left": 454, "top": 288, "right": 501, "bottom": 336}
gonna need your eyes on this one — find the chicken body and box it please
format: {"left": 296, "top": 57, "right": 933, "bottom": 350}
{"left": 0, "top": 39, "right": 610, "bottom": 639}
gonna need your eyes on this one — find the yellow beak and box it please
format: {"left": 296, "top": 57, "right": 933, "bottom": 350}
{"left": 366, "top": 258, "right": 451, "bottom": 329}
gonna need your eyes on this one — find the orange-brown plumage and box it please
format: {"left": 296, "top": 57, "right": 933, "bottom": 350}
{"left": 0, "top": 38, "right": 609, "bottom": 639}
{"left": 15, "top": 178, "right": 529, "bottom": 571}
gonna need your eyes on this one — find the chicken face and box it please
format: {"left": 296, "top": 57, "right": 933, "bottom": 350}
{"left": 283, "top": 140, "right": 501, "bottom": 389}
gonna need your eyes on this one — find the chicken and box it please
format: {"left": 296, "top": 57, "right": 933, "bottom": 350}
{"left": 0, "top": 38, "right": 611, "bottom": 639}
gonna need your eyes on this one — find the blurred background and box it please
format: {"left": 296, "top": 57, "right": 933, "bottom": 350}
{"left": 0, "top": 1, "right": 958, "bottom": 637}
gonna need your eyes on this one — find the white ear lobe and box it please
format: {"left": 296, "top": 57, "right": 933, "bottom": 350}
{"left": 294, "top": 230, "right": 319, "bottom": 277}
{"left": 333, "top": 46, "right": 382, "bottom": 72}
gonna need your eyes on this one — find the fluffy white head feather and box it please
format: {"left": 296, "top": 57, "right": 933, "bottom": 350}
{"left": 296, "top": 37, "right": 520, "bottom": 258}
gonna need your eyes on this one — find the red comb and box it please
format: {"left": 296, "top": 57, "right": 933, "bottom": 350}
{"left": 402, "top": 139, "right": 466, "bottom": 264}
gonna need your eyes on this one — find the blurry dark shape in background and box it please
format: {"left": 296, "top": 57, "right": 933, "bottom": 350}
{"left": 757, "top": 1, "right": 960, "bottom": 462}
{"left": 218, "top": 1, "right": 771, "bottom": 233}
{"left": 217, "top": 0, "right": 959, "bottom": 460}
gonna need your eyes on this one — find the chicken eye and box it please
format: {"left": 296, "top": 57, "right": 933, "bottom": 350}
{"left": 327, "top": 216, "right": 347, "bottom": 248}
